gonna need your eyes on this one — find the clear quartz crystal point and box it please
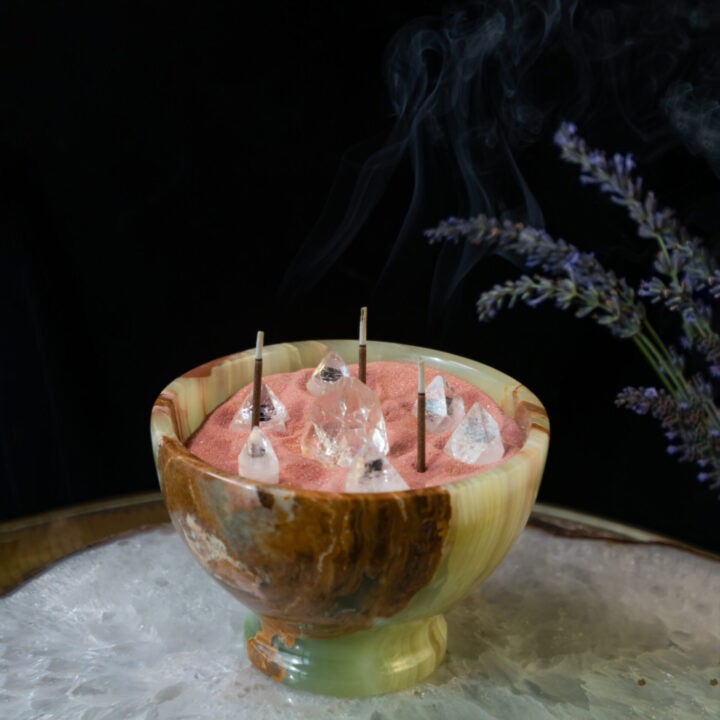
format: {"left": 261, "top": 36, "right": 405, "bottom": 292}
{"left": 413, "top": 375, "right": 466, "bottom": 433}
{"left": 306, "top": 351, "right": 350, "bottom": 397}
{"left": 444, "top": 402, "right": 505, "bottom": 465}
{"left": 230, "top": 383, "right": 288, "bottom": 432}
{"left": 345, "top": 445, "right": 410, "bottom": 493}
{"left": 301, "top": 377, "right": 389, "bottom": 467}
{"left": 238, "top": 427, "right": 280, "bottom": 484}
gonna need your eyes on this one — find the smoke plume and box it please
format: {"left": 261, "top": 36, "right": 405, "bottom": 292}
{"left": 280, "top": 0, "right": 720, "bottom": 309}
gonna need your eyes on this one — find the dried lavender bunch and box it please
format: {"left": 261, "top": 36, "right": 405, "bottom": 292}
{"left": 426, "top": 123, "right": 720, "bottom": 491}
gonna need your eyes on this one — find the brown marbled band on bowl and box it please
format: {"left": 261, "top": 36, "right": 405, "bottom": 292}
{"left": 155, "top": 431, "right": 452, "bottom": 629}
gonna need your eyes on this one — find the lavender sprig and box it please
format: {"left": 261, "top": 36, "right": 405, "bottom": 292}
{"left": 555, "top": 122, "right": 719, "bottom": 358}
{"left": 426, "top": 124, "right": 720, "bottom": 493}
{"left": 617, "top": 386, "right": 720, "bottom": 490}
{"left": 427, "top": 216, "right": 644, "bottom": 339}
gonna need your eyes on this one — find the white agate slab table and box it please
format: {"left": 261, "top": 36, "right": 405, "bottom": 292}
{"left": 1, "top": 503, "right": 718, "bottom": 719}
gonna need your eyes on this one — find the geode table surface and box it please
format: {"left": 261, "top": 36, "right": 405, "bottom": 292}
{"left": 1, "top": 506, "right": 718, "bottom": 720}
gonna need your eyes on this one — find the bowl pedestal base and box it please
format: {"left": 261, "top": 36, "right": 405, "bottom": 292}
{"left": 244, "top": 612, "right": 448, "bottom": 697}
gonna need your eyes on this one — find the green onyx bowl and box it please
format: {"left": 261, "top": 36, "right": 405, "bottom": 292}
{"left": 150, "top": 340, "right": 549, "bottom": 697}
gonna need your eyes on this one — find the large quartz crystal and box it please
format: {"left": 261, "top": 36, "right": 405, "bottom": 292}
{"left": 301, "top": 377, "right": 389, "bottom": 467}
{"left": 413, "top": 375, "right": 465, "bottom": 433}
{"left": 237, "top": 427, "right": 280, "bottom": 484}
{"left": 306, "top": 351, "right": 350, "bottom": 397}
{"left": 444, "top": 402, "right": 504, "bottom": 465}
{"left": 230, "top": 383, "right": 288, "bottom": 432}
{"left": 345, "top": 444, "right": 410, "bottom": 493}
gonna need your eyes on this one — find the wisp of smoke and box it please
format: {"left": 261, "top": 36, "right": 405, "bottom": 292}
{"left": 279, "top": 0, "right": 720, "bottom": 316}
{"left": 664, "top": 82, "right": 720, "bottom": 176}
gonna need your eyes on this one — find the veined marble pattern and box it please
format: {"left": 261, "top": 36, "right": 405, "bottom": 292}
{"left": 150, "top": 341, "right": 550, "bottom": 695}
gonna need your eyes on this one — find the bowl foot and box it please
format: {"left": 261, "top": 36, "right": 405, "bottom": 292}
{"left": 244, "top": 612, "right": 447, "bottom": 697}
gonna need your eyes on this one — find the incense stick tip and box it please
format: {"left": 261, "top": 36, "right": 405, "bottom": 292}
{"left": 359, "top": 306, "right": 368, "bottom": 345}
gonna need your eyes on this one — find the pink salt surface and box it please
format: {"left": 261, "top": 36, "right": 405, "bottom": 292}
{"left": 187, "top": 361, "right": 526, "bottom": 492}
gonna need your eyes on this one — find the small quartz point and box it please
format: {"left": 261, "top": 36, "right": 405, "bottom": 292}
{"left": 413, "top": 375, "right": 465, "bottom": 433}
{"left": 238, "top": 427, "right": 280, "bottom": 484}
{"left": 301, "top": 376, "right": 389, "bottom": 467}
{"left": 230, "top": 383, "right": 288, "bottom": 432}
{"left": 306, "top": 351, "right": 350, "bottom": 397}
{"left": 345, "top": 445, "right": 410, "bottom": 493}
{"left": 444, "top": 402, "right": 504, "bottom": 465}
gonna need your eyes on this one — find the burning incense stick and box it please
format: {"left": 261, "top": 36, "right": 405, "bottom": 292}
{"left": 417, "top": 359, "right": 426, "bottom": 472}
{"left": 251, "top": 330, "right": 264, "bottom": 427}
{"left": 358, "top": 306, "right": 367, "bottom": 384}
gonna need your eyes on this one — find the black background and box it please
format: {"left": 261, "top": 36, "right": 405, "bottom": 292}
{"left": 1, "top": 1, "right": 719, "bottom": 551}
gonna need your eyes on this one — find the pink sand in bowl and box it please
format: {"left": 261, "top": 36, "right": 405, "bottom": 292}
{"left": 187, "top": 361, "right": 526, "bottom": 492}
